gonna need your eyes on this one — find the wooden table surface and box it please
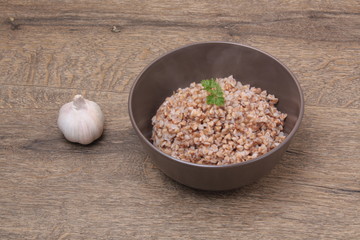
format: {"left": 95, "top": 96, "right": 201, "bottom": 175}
{"left": 1, "top": 1, "right": 359, "bottom": 239}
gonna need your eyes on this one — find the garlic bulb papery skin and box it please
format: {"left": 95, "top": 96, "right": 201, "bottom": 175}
{"left": 57, "top": 95, "right": 104, "bottom": 145}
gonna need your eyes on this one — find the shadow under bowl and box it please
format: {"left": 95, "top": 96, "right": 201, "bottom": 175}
{"left": 129, "top": 42, "right": 304, "bottom": 191}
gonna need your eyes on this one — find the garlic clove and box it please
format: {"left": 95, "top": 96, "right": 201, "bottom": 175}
{"left": 58, "top": 95, "right": 104, "bottom": 145}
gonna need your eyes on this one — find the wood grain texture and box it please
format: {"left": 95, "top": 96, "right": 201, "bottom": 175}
{"left": 0, "top": 1, "right": 359, "bottom": 239}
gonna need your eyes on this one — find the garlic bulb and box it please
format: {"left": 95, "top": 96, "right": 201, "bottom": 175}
{"left": 57, "top": 95, "right": 104, "bottom": 145}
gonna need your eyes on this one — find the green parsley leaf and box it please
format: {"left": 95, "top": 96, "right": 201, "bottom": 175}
{"left": 201, "top": 78, "right": 225, "bottom": 106}
{"left": 214, "top": 96, "right": 225, "bottom": 106}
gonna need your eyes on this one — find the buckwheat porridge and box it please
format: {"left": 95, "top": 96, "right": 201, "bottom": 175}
{"left": 151, "top": 75, "right": 287, "bottom": 165}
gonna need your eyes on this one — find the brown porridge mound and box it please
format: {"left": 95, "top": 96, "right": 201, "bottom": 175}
{"left": 151, "top": 75, "right": 287, "bottom": 165}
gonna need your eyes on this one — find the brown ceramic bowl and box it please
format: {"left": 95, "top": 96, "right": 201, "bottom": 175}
{"left": 129, "top": 42, "right": 304, "bottom": 191}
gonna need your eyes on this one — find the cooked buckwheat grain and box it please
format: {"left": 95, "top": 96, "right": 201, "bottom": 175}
{"left": 151, "top": 76, "right": 287, "bottom": 165}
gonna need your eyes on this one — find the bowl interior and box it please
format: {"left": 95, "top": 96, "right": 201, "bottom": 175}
{"left": 130, "top": 42, "right": 303, "bottom": 144}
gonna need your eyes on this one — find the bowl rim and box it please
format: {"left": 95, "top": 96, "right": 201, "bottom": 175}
{"left": 128, "top": 41, "right": 304, "bottom": 169}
